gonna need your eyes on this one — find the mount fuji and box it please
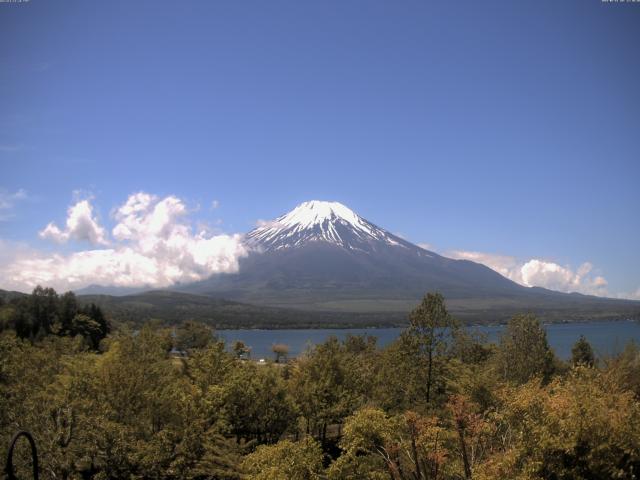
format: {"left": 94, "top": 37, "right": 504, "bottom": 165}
{"left": 179, "top": 201, "right": 640, "bottom": 322}
{"left": 245, "top": 200, "right": 411, "bottom": 252}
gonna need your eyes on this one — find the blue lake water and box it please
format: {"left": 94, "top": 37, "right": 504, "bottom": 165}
{"left": 218, "top": 320, "right": 640, "bottom": 360}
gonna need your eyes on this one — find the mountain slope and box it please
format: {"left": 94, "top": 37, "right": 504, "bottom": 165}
{"left": 181, "top": 201, "right": 640, "bottom": 321}
{"left": 76, "top": 290, "right": 405, "bottom": 328}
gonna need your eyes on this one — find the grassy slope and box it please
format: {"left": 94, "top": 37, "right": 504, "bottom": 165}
{"left": 76, "top": 290, "right": 407, "bottom": 329}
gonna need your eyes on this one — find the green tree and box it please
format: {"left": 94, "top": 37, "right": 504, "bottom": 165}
{"left": 446, "top": 394, "right": 493, "bottom": 480}
{"left": 602, "top": 340, "right": 640, "bottom": 398}
{"left": 185, "top": 340, "right": 235, "bottom": 393}
{"left": 1, "top": 288, "right": 108, "bottom": 347}
{"left": 495, "top": 313, "right": 556, "bottom": 384}
{"left": 27, "top": 285, "right": 59, "bottom": 338}
{"left": 220, "top": 363, "right": 296, "bottom": 444}
{"left": 291, "top": 337, "right": 365, "bottom": 443}
{"left": 0, "top": 303, "right": 16, "bottom": 333}
{"left": 82, "top": 302, "right": 109, "bottom": 342}
{"left": 571, "top": 335, "right": 595, "bottom": 367}
{"left": 88, "top": 326, "right": 207, "bottom": 477}
{"left": 242, "top": 437, "right": 324, "bottom": 480}
{"left": 0, "top": 333, "right": 95, "bottom": 479}
{"left": 71, "top": 313, "right": 103, "bottom": 350}
{"left": 57, "top": 291, "right": 79, "bottom": 335}
{"left": 175, "top": 320, "right": 213, "bottom": 351}
{"left": 481, "top": 368, "right": 640, "bottom": 479}
{"left": 232, "top": 340, "right": 250, "bottom": 359}
{"left": 329, "top": 407, "right": 454, "bottom": 480}
{"left": 191, "top": 429, "right": 244, "bottom": 479}
{"left": 328, "top": 407, "right": 398, "bottom": 479}
{"left": 374, "top": 331, "right": 430, "bottom": 412}
{"left": 272, "top": 343, "right": 289, "bottom": 363}
{"left": 408, "top": 292, "right": 459, "bottom": 403}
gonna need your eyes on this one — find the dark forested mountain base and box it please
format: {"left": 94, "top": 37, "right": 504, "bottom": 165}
{"left": 80, "top": 288, "right": 640, "bottom": 328}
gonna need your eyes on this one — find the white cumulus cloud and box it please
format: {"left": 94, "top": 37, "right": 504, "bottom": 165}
{"left": 446, "top": 250, "right": 520, "bottom": 280}
{"left": 2, "top": 192, "right": 249, "bottom": 292}
{"left": 39, "top": 199, "right": 108, "bottom": 245}
{"left": 446, "top": 250, "right": 609, "bottom": 296}
{"left": 519, "top": 259, "right": 607, "bottom": 295}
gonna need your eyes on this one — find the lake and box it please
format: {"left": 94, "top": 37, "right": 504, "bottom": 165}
{"left": 218, "top": 319, "right": 640, "bottom": 360}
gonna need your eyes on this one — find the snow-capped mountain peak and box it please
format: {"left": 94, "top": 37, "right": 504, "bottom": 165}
{"left": 272, "top": 200, "right": 372, "bottom": 233}
{"left": 245, "top": 200, "right": 407, "bottom": 252}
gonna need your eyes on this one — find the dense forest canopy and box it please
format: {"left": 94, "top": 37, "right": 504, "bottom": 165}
{"left": 1, "top": 289, "right": 640, "bottom": 479}
{"left": 0, "top": 286, "right": 109, "bottom": 349}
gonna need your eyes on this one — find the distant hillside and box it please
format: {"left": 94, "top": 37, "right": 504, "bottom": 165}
{"left": 0, "top": 289, "right": 27, "bottom": 303}
{"left": 79, "top": 289, "right": 640, "bottom": 329}
{"left": 3, "top": 287, "right": 639, "bottom": 329}
{"left": 76, "top": 290, "right": 407, "bottom": 329}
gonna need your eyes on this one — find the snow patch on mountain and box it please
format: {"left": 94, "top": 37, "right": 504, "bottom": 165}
{"left": 245, "top": 200, "right": 411, "bottom": 252}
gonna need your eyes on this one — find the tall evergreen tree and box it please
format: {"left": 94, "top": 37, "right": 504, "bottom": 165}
{"left": 28, "top": 285, "right": 59, "bottom": 338}
{"left": 572, "top": 335, "right": 595, "bottom": 367}
{"left": 408, "top": 292, "right": 459, "bottom": 403}
{"left": 58, "top": 291, "right": 79, "bottom": 335}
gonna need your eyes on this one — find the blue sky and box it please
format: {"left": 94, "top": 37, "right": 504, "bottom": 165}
{"left": 0, "top": 0, "right": 638, "bottom": 297}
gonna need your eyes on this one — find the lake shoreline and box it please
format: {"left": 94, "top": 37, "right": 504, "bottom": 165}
{"left": 216, "top": 319, "right": 640, "bottom": 360}
{"left": 215, "top": 317, "right": 639, "bottom": 331}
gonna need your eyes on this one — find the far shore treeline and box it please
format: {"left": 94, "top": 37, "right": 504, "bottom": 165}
{"left": 2, "top": 288, "right": 640, "bottom": 479}
{"left": 3, "top": 286, "right": 640, "bottom": 333}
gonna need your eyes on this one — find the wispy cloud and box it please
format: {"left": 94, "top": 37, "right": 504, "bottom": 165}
{"left": 0, "top": 145, "right": 24, "bottom": 153}
{"left": 32, "top": 62, "right": 52, "bottom": 73}
{"left": 616, "top": 287, "right": 640, "bottom": 301}
{"left": 0, "top": 188, "right": 28, "bottom": 221}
